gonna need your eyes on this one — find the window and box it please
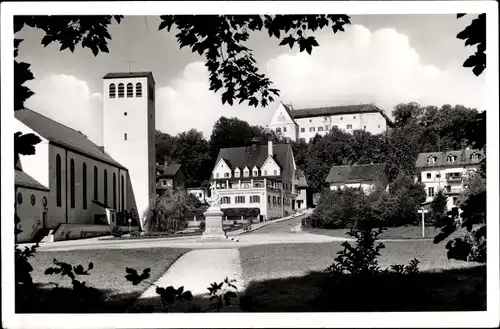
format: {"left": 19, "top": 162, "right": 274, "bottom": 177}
{"left": 126, "top": 83, "right": 133, "bottom": 97}
{"left": 56, "top": 154, "right": 62, "bottom": 207}
{"left": 17, "top": 192, "right": 23, "bottom": 205}
{"left": 364, "top": 126, "right": 367, "bottom": 130}
{"left": 325, "top": 125, "right": 329, "bottom": 131}
{"left": 104, "top": 169, "right": 108, "bottom": 205}
{"left": 30, "top": 194, "right": 36, "bottom": 206}
{"left": 318, "top": 126, "right": 324, "bottom": 132}
{"left": 83, "top": 163, "right": 87, "bottom": 209}
{"left": 221, "top": 196, "right": 231, "bottom": 204}
{"left": 215, "top": 173, "right": 220, "bottom": 178}
{"left": 94, "top": 166, "right": 98, "bottom": 201}
{"left": 121, "top": 175, "right": 125, "bottom": 211}
{"left": 340, "top": 117, "right": 343, "bottom": 120}
{"left": 124, "top": 133, "right": 127, "bottom": 141}
{"left": 470, "top": 153, "right": 481, "bottom": 161}
{"left": 250, "top": 195, "right": 260, "bottom": 203}
{"left": 70, "top": 159, "right": 75, "bottom": 208}
{"left": 273, "top": 169, "right": 278, "bottom": 176}
{"left": 236, "top": 196, "right": 245, "bottom": 203}
{"left": 268, "top": 195, "right": 271, "bottom": 203}
{"left": 436, "top": 174, "right": 441, "bottom": 179}
{"left": 428, "top": 187, "right": 435, "bottom": 197}
{"left": 136, "top": 83, "right": 142, "bottom": 97}
{"left": 283, "top": 127, "right": 287, "bottom": 133}
{"left": 244, "top": 170, "right": 249, "bottom": 177}
{"left": 300, "top": 128, "right": 305, "bottom": 133}
{"left": 273, "top": 196, "right": 276, "bottom": 204}
{"left": 427, "top": 156, "right": 436, "bottom": 164}
{"left": 278, "top": 197, "right": 281, "bottom": 205}
{"left": 109, "top": 84, "right": 116, "bottom": 98}
{"left": 309, "top": 127, "right": 315, "bottom": 132}
{"left": 309, "top": 119, "right": 312, "bottom": 123}
{"left": 447, "top": 154, "right": 457, "bottom": 163}
{"left": 426, "top": 173, "right": 431, "bottom": 179}
{"left": 347, "top": 124, "right": 352, "bottom": 129}
{"left": 353, "top": 116, "right": 356, "bottom": 119}
{"left": 263, "top": 170, "right": 267, "bottom": 176}
{"left": 276, "top": 128, "right": 282, "bottom": 133}
{"left": 118, "top": 83, "right": 124, "bottom": 98}
{"left": 332, "top": 125, "right": 338, "bottom": 129}
{"left": 235, "top": 170, "right": 240, "bottom": 178}
{"left": 253, "top": 170, "right": 259, "bottom": 176}
{"left": 113, "top": 173, "right": 117, "bottom": 210}
{"left": 378, "top": 125, "right": 381, "bottom": 128}
{"left": 224, "top": 172, "right": 230, "bottom": 178}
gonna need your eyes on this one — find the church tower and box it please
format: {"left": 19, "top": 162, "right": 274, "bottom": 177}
{"left": 102, "top": 72, "right": 156, "bottom": 229}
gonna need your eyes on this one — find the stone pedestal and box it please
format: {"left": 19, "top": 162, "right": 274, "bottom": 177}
{"left": 202, "top": 206, "right": 227, "bottom": 240}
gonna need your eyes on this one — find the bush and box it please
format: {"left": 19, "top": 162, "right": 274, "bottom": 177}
{"left": 199, "top": 220, "right": 206, "bottom": 231}
{"left": 222, "top": 208, "right": 260, "bottom": 218}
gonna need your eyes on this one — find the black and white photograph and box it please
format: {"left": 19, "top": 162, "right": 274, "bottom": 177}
{"left": 1, "top": 1, "right": 499, "bottom": 328}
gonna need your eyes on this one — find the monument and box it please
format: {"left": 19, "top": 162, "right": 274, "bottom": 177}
{"left": 201, "top": 194, "right": 227, "bottom": 240}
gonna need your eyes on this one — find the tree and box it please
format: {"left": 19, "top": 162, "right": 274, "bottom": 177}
{"left": 209, "top": 116, "right": 260, "bottom": 160}
{"left": 388, "top": 173, "right": 427, "bottom": 226}
{"left": 155, "top": 130, "right": 177, "bottom": 164}
{"left": 457, "top": 14, "right": 486, "bottom": 76}
{"left": 458, "top": 170, "right": 486, "bottom": 207}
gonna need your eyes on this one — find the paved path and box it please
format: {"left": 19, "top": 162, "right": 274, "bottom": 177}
{"left": 130, "top": 248, "right": 245, "bottom": 312}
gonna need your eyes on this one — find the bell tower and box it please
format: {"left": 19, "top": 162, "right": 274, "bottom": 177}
{"left": 102, "top": 72, "right": 156, "bottom": 229}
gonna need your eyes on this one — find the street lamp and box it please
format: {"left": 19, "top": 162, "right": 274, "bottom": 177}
{"left": 417, "top": 207, "right": 428, "bottom": 237}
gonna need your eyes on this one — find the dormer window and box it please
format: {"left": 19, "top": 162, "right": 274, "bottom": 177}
{"left": 243, "top": 168, "right": 249, "bottom": 177}
{"left": 447, "top": 154, "right": 457, "bottom": 163}
{"left": 253, "top": 170, "right": 259, "bottom": 177}
{"left": 234, "top": 169, "right": 240, "bottom": 178}
{"left": 427, "top": 156, "right": 436, "bottom": 164}
{"left": 470, "top": 153, "right": 481, "bottom": 161}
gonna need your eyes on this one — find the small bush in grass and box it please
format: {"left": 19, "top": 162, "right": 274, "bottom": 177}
{"left": 199, "top": 220, "right": 206, "bottom": 231}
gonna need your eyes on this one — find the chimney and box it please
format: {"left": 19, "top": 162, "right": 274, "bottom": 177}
{"left": 268, "top": 140, "right": 273, "bottom": 157}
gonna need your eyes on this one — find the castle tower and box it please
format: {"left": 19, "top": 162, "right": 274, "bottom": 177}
{"left": 102, "top": 72, "right": 156, "bottom": 229}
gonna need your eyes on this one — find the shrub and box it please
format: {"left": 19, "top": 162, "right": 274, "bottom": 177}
{"left": 222, "top": 208, "right": 260, "bottom": 218}
{"left": 199, "top": 220, "right": 206, "bottom": 231}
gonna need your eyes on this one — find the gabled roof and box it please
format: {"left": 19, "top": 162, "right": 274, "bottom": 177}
{"left": 296, "top": 169, "right": 308, "bottom": 187}
{"left": 156, "top": 163, "right": 182, "bottom": 178}
{"left": 15, "top": 109, "right": 127, "bottom": 170}
{"left": 326, "top": 163, "right": 387, "bottom": 184}
{"left": 15, "top": 169, "right": 49, "bottom": 191}
{"left": 415, "top": 149, "right": 484, "bottom": 168}
{"left": 103, "top": 71, "right": 155, "bottom": 84}
{"left": 214, "top": 143, "right": 292, "bottom": 179}
{"left": 289, "top": 104, "right": 394, "bottom": 127}
{"left": 280, "top": 103, "right": 298, "bottom": 124}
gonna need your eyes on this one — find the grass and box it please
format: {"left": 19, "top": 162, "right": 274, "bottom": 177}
{"left": 303, "top": 225, "right": 443, "bottom": 240}
{"left": 23, "top": 247, "right": 190, "bottom": 312}
{"left": 239, "top": 241, "right": 485, "bottom": 312}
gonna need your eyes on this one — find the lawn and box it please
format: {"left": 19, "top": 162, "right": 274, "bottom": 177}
{"left": 23, "top": 247, "right": 190, "bottom": 312}
{"left": 238, "top": 241, "right": 485, "bottom": 312}
{"left": 302, "top": 225, "right": 443, "bottom": 240}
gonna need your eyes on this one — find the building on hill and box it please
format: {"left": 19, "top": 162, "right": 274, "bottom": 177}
{"left": 155, "top": 162, "right": 187, "bottom": 195}
{"left": 268, "top": 102, "right": 394, "bottom": 142}
{"left": 325, "top": 163, "right": 389, "bottom": 194}
{"left": 415, "top": 149, "right": 484, "bottom": 211}
{"left": 187, "top": 187, "right": 209, "bottom": 204}
{"left": 14, "top": 71, "right": 156, "bottom": 241}
{"left": 210, "top": 139, "right": 299, "bottom": 220}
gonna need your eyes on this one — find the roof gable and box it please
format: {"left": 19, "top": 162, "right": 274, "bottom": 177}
{"left": 156, "top": 163, "right": 181, "bottom": 177}
{"left": 15, "top": 169, "right": 49, "bottom": 191}
{"left": 270, "top": 103, "right": 297, "bottom": 125}
{"left": 415, "top": 149, "right": 484, "bottom": 168}
{"left": 326, "top": 163, "right": 387, "bottom": 184}
{"left": 15, "top": 109, "right": 126, "bottom": 170}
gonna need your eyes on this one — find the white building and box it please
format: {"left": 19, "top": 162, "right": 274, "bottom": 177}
{"left": 14, "top": 71, "right": 156, "bottom": 242}
{"left": 210, "top": 140, "right": 299, "bottom": 220}
{"left": 325, "top": 163, "right": 389, "bottom": 194}
{"left": 415, "top": 149, "right": 484, "bottom": 211}
{"left": 268, "top": 103, "right": 394, "bottom": 142}
{"left": 187, "top": 187, "right": 209, "bottom": 204}
{"left": 295, "top": 169, "right": 309, "bottom": 209}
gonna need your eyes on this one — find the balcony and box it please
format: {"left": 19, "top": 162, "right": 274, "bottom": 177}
{"left": 443, "top": 187, "right": 461, "bottom": 195}
{"left": 445, "top": 174, "right": 462, "bottom": 182}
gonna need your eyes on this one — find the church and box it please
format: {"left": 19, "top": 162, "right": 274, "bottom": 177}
{"left": 15, "top": 72, "right": 156, "bottom": 243}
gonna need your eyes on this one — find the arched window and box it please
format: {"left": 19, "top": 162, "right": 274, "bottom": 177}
{"left": 121, "top": 175, "right": 125, "bottom": 211}
{"left": 56, "top": 154, "right": 62, "bottom": 207}
{"left": 126, "top": 83, "right": 133, "bottom": 97}
{"left": 104, "top": 169, "right": 108, "bottom": 205}
{"left": 70, "top": 159, "right": 75, "bottom": 208}
{"left": 82, "top": 163, "right": 87, "bottom": 209}
{"left": 118, "top": 83, "right": 124, "bottom": 98}
{"left": 113, "top": 173, "right": 117, "bottom": 210}
{"left": 109, "top": 84, "right": 116, "bottom": 98}
{"left": 136, "top": 83, "right": 142, "bottom": 97}
{"left": 93, "top": 166, "right": 98, "bottom": 201}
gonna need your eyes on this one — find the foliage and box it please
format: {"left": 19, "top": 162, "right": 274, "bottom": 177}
{"left": 458, "top": 169, "right": 486, "bottom": 206}
{"left": 207, "top": 277, "right": 239, "bottom": 312}
{"left": 199, "top": 220, "right": 206, "bottom": 231}
{"left": 388, "top": 173, "right": 427, "bottom": 226}
{"left": 143, "top": 189, "right": 200, "bottom": 233}
{"left": 325, "top": 225, "right": 420, "bottom": 276}
{"left": 429, "top": 190, "right": 448, "bottom": 226}
{"left": 15, "top": 243, "right": 39, "bottom": 286}
{"left": 158, "top": 15, "right": 350, "bottom": 107}
{"left": 457, "top": 14, "right": 486, "bottom": 76}
{"left": 14, "top": 132, "right": 42, "bottom": 167}
{"left": 222, "top": 207, "right": 260, "bottom": 218}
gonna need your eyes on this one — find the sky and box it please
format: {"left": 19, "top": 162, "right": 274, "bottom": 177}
{"left": 16, "top": 14, "right": 486, "bottom": 145}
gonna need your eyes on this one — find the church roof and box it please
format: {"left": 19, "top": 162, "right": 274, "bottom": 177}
{"left": 103, "top": 71, "right": 155, "bottom": 84}
{"left": 289, "top": 104, "right": 394, "bottom": 127}
{"left": 214, "top": 143, "right": 292, "bottom": 179}
{"left": 415, "top": 149, "right": 484, "bottom": 168}
{"left": 325, "top": 163, "right": 387, "bottom": 184}
{"left": 15, "top": 169, "right": 49, "bottom": 191}
{"left": 15, "top": 109, "right": 127, "bottom": 170}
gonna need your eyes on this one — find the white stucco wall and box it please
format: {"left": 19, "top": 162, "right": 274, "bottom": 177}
{"left": 268, "top": 103, "right": 298, "bottom": 141}
{"left": 15, "top": 187, "right": 48, "bottom": 243}
{"left": 15, "top": 121, "right": 50, "bottom": 188}
{"left": 212, "top": 159, "right": 233, "bottom": 179}
{"left": 261, "top": 156, "right": 281, "bottom": 176}
{"left": 102, "top": 76, "right": 155, "bottom": 229}
{"left": 295, "top": 188, "right": 308, "bottom": 209}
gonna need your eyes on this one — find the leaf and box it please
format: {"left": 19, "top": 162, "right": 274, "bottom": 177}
{"left": 457, "top": 13, "right": 466, "bottom": 19}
